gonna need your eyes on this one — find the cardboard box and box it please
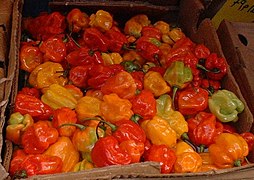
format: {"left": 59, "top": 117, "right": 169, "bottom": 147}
{"left": 1, "top": 0, "right": 254, "bottom": 179}
{"left": 217, "top": 20, "right": 254, "bottom": 127}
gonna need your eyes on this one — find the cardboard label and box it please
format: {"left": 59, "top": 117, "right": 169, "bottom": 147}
{"left": 212, "top": 0, "right": 254, "bottom": 29}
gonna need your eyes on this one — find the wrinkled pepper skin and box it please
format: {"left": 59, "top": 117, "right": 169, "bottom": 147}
{"left": 240, "top": 132, "right": 254, "bottom": 151}
{"left": 130, "top": 89, "right": 157, "bottom": 120}
{"left": 175, "top": 141, "right": 195, "bottom": 156}
{"left": 144, "top": 144, "right": 176, "bottom": 174}
{"left": 41, "top": 84, "right": 78, "bottom": 110}
{"left": 91, "top": 136, "right": 131, "bottom": 167}
{"left": 209, "top": 89, "right": 245, "bottom": 123}
{"left": 44, "top": 136, "right": 80, "bottom": 172}
{"left": 22, "top": 121, "right": 59, "bottom": 154}
{"left": 119, "top": 140, "right": 144, "bottom": 163}
{"left": 141, "top": 116, "right": 177, "bottom": 148}
{"left": 187, "top": 112, "right": 219, "bottom": 148}
{"left": 75, "top": 96, "right": 102, "bottom": 121}
{"left": 14, "top": 93, "right": 53, "bottom": 120}
{"left": 144, "top": 71, "right": 171, "bottom": 97}
{"left": 174, "top": 151, "right": 202, "bottom": 173}
{"left": 9, "top": 149, "right": 62, "bottom": 178}
{"left": 208, "top": 133, "right": 249, "bottom": 169}
{"left": 100, "top": 93, "right": 134, "bottom": 123}
{"left": 28, "top": 61, "right": 67, "bottom": 89}
{"left": 101, "top": 71, "right": 137, "bottom": 99}
{"left": 52, "top": 107, "right": 78, "bottom": 137}
{"left": 66, "top": 8, "right": 89, "bottom": 33}
{"left": 19, "top": 43, "right": 43, "bottom": 72}
{"left": 89, "top": 10, "right": 113, "bottom": 32}
{"left": 6, "top": 112, "right": 34, "bottom": 145}
{"left": 156, "top": 94, "right": 188, "bottom": 139}
{"left": 178, "top": 87, "right": 209, "bottom": 116}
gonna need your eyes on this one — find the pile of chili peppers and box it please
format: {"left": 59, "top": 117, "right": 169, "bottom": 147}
{"left": 7, "top": 8, "right": 253, "bottom": 178}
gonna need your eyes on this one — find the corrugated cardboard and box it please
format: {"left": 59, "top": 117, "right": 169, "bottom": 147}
{"left": 217, "top": 20, "right": 254, "bottom": 130}
{"left": 1, "top": 0, "right": 254, "bottom": 179}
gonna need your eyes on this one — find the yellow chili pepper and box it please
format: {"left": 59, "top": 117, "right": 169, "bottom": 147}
{"left": 144, "top": 71, "right": 171, "bottom": 97}
{"left": 75, "top": 96, "right": 102, "bottom": 121}
{"left": 168, "top": 27, "right": 186, "bottom": 43}
{"left": 44, "top": 136, "right": 80, "bottom": 172}
{"left": 141, "top": 115, "right": 177, "bottom": 148}
{"left": 174, "top": 151, "right": 202, "bottom": 173}
{"left": 208, "top": 133, "right": 249, "bottom": 169}
{"left": 197, "top": 152, "right": 218, "bottom": 172}
{"left": 175, "top": 140, "right": 195, "bottom": 156}
{"left": 89, "top": 10, "right": 113, "bottom": 32}
{"left": 28, "top": 61, "right": 67, "bottom": 90}
{"left": 41, "top": 84, "right": 77, "bottom": 110}
{"left": 156, "top": 94, "right": 188, "bottom": 139}
{"left": 101, "top": 52, "right": 123, "bottom": 65}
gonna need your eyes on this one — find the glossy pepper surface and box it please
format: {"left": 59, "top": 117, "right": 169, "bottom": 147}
{"left": 44, "top": 136, "right": 80, "bottom": 172}
{"left": 130, "top": 89, "right": 157, "bottom": 120}
{"left": 141, "top": 116, "right": 177, "bottom": 148}
{"left": 119, "top": 140, "right": 144, "bottom": 163}
{"left": 144, "top": 71, "right": 170, "bottom": 97}
{"left": 156, "top": 94, "right": 188, "bottom": 139}
{"left": 41, "top": 84, "right": 78, "bottom": 110}
{"left": 89, "top": 10, "right": 113, "bottom": 32}
{"left": 91, "top": 135, "right": 131, "bottom": 167}
{"left": 6, "top": 112, "right": 34, "bottom": 145}
{"left": 9, "top": 149, "right": 62, "bottom": 178}
{"left": 14, "top": 93, "right": 53, "bottom": 120}
{"left": 28, "top": 61, "right": 67, "bottom": 89}
{"left": 22, "top": 121, "right": 59, "bottom": 154}
{"left": 66, "top": 8, "right": 89, "bottom": 33}
{"left": 208, "top": 89, "right": 244, "bottom": 122}
{"left": 144, "top": 144, "right": 176, "bottom": 174}
{"left": 208, "top": 133, "right": 248, "bottom": 169}
{"left": 100, "top": 93, "right": 133, "bottom": 123}
{"left": 178, "top": 87, "right": 209, "bottom": 116}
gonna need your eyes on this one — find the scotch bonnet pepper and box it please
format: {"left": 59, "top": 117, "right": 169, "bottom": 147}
{"left": 208, "top": 89, "right": 244, "bottom": 122}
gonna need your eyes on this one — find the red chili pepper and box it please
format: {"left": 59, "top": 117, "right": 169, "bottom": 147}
{"left": 87, "top": 64, "right": 124, "bottom": 89}
{"left": 52, "top": 107, "right": 78, "bottom": 137}
{"left": 21, "top": 121, "right": 59, "bottom": 154}
{"left": 130, "top": 71, "right": 144, "bottom": 90}
{"left": 240, "top": 132, "right": 254, "bottom": 151}
{"left": 201, "top": 79, "right": 221, "bottom": 94}
{"left": 187, "top": 112, "right": 218, "bottom": 151}
{"left": 222, "top": 123, "right": 237, "bottom": 133}
{"left": 141, "top": 26, "right": 162, "bottom": 40}
{"left": 19, "top": 87, "right": 41, "bottom": 99}
{"left": 83, "top": 27, "right": 109, "bottom": 52}
{"left": 19, "top": 43, "right": 43, "bottom": 73}
{"left": 105, "top": 28, "right": 128, "bottom": 53}
{"left": 143, "top": 144, "right": 176, "bottom": 174}
{"left": 66, "top": 47, "right": 103, "bottom": 67}
{"left": 14, "top": 94, "right": 53, "bottom": 120}
{"left": 66, "top": 8, "right": 89, "bottom": 33}
{"left": 10, "top": 149, "right": 62, "bottom": 178}
{"left": 91, "top": 135, "right": 131, "bottom": 167}
{"left": 204, "top": 53, "right": 227, "bottom": 81}
{"left": 113, "top": 120, "right": 147, "bottom": 144}
{"left": 194, "top": 44, "right": 210, "bottom": 59}
{"left": 177, "top": 87, "right": 209, "bottom": 116}
{"left": 39, "top": 36, "right": 66, "bottom": 63}
{"left": 24, "top": 12, "right": 66, "bottom": 41}
{"left": 130, "top": 89, "right": 157, "bottom": 120}
{"left": 148, "top": 66, "right": 166, "bottom": 76}
{"left": 69, "top": 65, "right": 93, "bottom": 88}
{"left": 135, "top": 36, "right": 162, "bottom": 65}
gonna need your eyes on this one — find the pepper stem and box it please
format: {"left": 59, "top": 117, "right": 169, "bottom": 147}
{"left": 181, "top": 132, "right": 189, "bottom": 141}
{"left": 196, "top": 64, "right": 220, "bottom": 74}
{"left": 198, "top": 144, "right": 206, "bottom": 153}
{"left": 59, "top": 123, "right": 86, "bottom": 130}
{"left": 172, "top": 86, "right": 178, "bottom": 111}
{"left": 81, "top": 116, "right": 117, "bottom": 131}
{"left": 234, "top": 159, "right": 242, "bottom": 167}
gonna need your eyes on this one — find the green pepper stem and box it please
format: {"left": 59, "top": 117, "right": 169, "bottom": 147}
{"left": 59, "top": 123, "right": 86, "bottom": 130}
{"left": 181, "top": 132, "right": 189, "bottom": 141}
{"left": 172, "top": 86, "right": 178, "bottom": 111}
{"left": 234, "top": 159, "right": 242, "bottom": 167}
{"left": 81, "top": 116, "right": 117, "bottom": 131}
{"left": 198, "top": 144, "right": 206, "bottom": 153}
{"left": 196, "top": 64, "right": 220, "bottom": 74}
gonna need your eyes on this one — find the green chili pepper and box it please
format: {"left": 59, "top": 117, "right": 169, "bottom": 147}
{"left": 163, "top": 61, "right": 193, "bottom": 109}
{"left": 208, "top": 89, "right": 244, "bottom": 122}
